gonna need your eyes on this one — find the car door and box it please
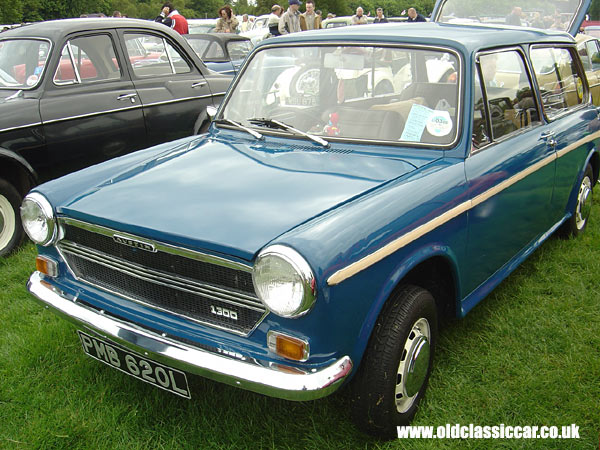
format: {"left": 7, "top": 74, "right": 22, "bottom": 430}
{"left": 463, "top": 48, "right": 557, "bottom": 296}
{"left": 119, "top": 30, "right": 216, "bottom": 146}
{"left": 529, "top": 46, "right": 596, "bottom": 218}
{"left": 39, "top": 32, "right": 146, "bottom": 182}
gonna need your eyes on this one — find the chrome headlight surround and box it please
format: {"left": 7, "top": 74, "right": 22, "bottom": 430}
{"left": 20, "top": 192, "right": 57, "bottom": 246}
{"left": 252, "top": 245, "right": 317, "bottom": 318}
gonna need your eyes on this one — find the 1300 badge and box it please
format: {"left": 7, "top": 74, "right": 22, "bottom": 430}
{"left": 210, "top": 305, "right": 238, "bottom": 320}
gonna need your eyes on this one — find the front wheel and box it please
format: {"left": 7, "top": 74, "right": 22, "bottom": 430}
{"left": 350, "top": 285, "right": 438, "bottom": 438}
{"left": 0, "top": 178, "right": 24, "bottom": 256}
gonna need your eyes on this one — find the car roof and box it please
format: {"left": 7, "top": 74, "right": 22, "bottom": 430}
{"left": 268, "top": 22, "right": 575, "bottom": 54}
{"left": 185, "top": 33, "right": 250, "bottom": 43}
{"left": 0, "top": 18, "right": 178, "bottom": 41}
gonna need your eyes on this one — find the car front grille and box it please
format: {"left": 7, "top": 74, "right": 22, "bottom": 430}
{"left": 57, "top": 219, "right": 266, "bottom": 336}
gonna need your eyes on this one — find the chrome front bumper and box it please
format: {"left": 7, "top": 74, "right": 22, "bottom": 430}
{"left": 27, "top": 272, "right": 353, "bottom": 401}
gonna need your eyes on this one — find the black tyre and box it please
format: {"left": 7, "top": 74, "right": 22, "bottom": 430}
{"left": 350, "top": 284, "right": 438, "bottom": 438}
{"left": 0, "top": 178, "right": 24, "bottom": 256}
{"left": 564, "top": 163, "right": 593, "bottom": 237}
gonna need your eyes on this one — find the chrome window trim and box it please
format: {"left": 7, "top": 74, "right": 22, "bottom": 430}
{"left": 219, "top": 41, "right": 464, "bottom": 149}
{"left": 327, "top": 128, "right": 600, "bottom": 285}
{"left": 470, "top": 46, "right": 544, "bottom": 156}
{"left": 67, "top": 41, "right": 82, "bottom": 84}
{"left": 58, "top": 218, "right": 253, "bottom": 272}
{"left": 0, "top": 37, "right": 53, "bottom": 90}
{"left": 163, "top": 37, "right": 177, "bottom": 74}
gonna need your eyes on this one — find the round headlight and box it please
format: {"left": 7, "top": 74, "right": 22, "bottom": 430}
{"left": 20, "top": 192, "right": 57, "bottom": 246}
{"left": 252, "top": 245, "right": 316, "bottom": 318}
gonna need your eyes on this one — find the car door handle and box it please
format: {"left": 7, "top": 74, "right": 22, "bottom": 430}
{"left": 192, "top": 81, "right": 207, "bottom": 88}
{"left": 540, "top": 131, "right": 557, "bottom": 146}
{"left": 117, "top": 93, "right": 137, "bottom": 103}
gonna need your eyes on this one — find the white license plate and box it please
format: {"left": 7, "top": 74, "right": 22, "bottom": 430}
{"left": 77, "top": 330, "right": 191, "bottom": 399}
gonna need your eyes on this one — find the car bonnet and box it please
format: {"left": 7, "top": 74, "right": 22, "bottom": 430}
{"left": 55, "top": 137, "right": 432, "bottom": 260}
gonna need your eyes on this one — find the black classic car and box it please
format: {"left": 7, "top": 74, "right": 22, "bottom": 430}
{"left": 0, "top": 18, "right": 232, "bottom": 255}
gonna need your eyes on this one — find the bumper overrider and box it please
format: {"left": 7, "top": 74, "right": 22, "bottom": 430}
{"left": 27, "top": 271, "right": 353, "bottom": 401}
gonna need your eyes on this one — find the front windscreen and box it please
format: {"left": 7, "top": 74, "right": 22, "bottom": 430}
{"left": 436, "top": 0, "right": 584, "bottom": 32}
{"left": 0, "top": 39, "right": 50, "bottom": 89}
{"left": 220, "top": 45, "right": 460, "bottom": 146}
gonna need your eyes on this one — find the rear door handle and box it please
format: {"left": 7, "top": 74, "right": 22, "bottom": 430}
{"left": 192, "top": 81, "right": 207, "bottom": 88}
{"left": 117, "top": 93, "right": 137, "bottom": 103}
{"left": 540, "top": 130, "right": 557, "bottom": 146}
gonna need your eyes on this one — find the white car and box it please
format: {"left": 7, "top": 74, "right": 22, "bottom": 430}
{"left": 240, "top": 14, "right": 271, "bottom": 46}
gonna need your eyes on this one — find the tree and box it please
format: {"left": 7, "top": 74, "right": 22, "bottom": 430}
{"left": 0, "top": 0, "right": 23, "bottom": 24}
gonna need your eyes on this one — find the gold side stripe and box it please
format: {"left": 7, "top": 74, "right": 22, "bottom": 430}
{"left": 327, "top": 130, "right": 600, "bottom": 286}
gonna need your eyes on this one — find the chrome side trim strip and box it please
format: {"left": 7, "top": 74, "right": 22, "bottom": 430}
{"left": 327, "top": 130, "right": 600, "bottom": 286}
{"left": 42, "top": 95, "right": 214, "bottom": 126}
{"left": 140, "top": 94, "right": 215, "bottom": 107}
{"left": 43, "top": 104, "right": 144, "bottom": 125}
{"left": 27, "top": 272, "right": 352, "bottom": 401}
{"left": 0, "top": 122, "right": 43, "bottom": 133}
{"left": 59, "top": 218, "right": 252, "bottom": 272}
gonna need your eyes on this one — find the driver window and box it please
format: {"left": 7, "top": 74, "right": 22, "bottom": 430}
{"left": 477, "top": 50, "right": 540, "bottom": 142}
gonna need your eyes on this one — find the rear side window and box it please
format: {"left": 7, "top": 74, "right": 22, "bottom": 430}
{"left": 54, "top": 34, "right": 121, "bottom": 85}
{"left": 530, "top": 47, "right": 585, "bottom": 119}
{"left": 124, "top": 33, "right": 192, "bottom": 77}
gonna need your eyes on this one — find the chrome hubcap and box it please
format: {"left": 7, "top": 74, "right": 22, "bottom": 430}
{"left": 395, "top": 317, "right": 431, "bottom": 413}
{"left": 0, "top": 194, "right": 15, "bottom": 250}
{"left": 575, "top": 175, "right": 592, "bottom": 230}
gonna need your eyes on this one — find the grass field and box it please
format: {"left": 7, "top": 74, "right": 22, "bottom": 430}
{"left": 1, "top": 191, "right": 599, "bottom": 449}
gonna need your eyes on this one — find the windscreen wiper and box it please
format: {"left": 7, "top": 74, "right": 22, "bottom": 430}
{"left": 248, "top": 118, "right": 329, "bottom": 147}
{"left": 214, "top": 118, "right": 263, "bottom": 140}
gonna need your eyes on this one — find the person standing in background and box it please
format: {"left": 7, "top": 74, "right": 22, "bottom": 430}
{"left": 505, "top": 6, "right": 523, "bottom": 26}
{"left": 300, "top": 1, "right": 322, "bottom": 30}
{"left": 373, "top": 7, "right": 388, "bottom": 23}
{"left": 406, "top": 7, "right": 426, "bottom": 22}
{"left": 155, "top": 2, "right": 189, "bottom": 34}
{"left": 240, "top": 14, "right": 251, "bottom": 32}
{"left": 279, "top": 0, "right": 302, "bottom": 34}
{"left": 268, "top": 5, "right": 284, "bottom": 36}
{"left": 215, "top": 6, "right": 239, "bottom": 33}
{"left": 352, "top": 7, "right": 368, "bottom": 25}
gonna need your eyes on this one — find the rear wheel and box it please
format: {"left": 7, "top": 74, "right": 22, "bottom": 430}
{"left": 0, "top": 178, "right": 23, "bottom": 256}
{"left": 350, "top": 285, "right": 438, "bottom": 438}
{"left": 564, "top": 164, "right": 593, "bottom": 237}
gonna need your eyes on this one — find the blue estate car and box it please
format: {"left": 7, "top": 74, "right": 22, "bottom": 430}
{"left": 23, "top": 0, "right": 597, "bottom": 437}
